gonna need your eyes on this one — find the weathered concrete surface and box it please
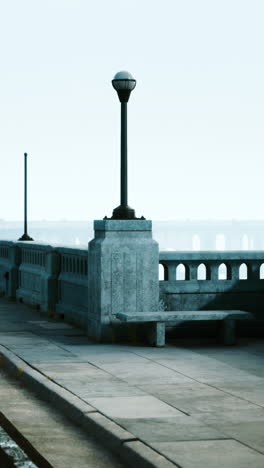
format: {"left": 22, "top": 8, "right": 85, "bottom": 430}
{"left": 116, "top": 310, "right": 252, "bottom": 347}
{"left": 116, "top": 310, "right": 253, "bottom": 322}
{"left": 1, "top": 297, "right": 264, "bottom": 467}
{"left": 87, "top": 219, "right": 159, "bottom": 341}
{"left": 159, "top": 250, "right": 264, "bottom": 338}
{"left": 0, "top": 368, "right": 125, "bottom": 468}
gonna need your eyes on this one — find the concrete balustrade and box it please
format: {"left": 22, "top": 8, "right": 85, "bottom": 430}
{"left": 159, "top": 251, "right": 264, "bottom": 336}
{"left": 56, "top": 247, "right": 88, "bottom": 326}
{"left": 1, "top": 240, "right": 264, "bottom": 339}
{"left": 0, "top": 241, "right": 20, "bottom": 298}
{"left": 16, "top": 242, "right": 60, "bottom": 313}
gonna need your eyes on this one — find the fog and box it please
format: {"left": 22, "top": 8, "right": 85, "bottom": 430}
{"left": 1, "top": 220, "right": 264, "bottom": 251}
{"left": 1, "top": 1, "right": 264, "bottom": 223}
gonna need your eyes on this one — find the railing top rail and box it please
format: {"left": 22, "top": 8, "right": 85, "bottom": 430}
{"left": 0, "top": 240, "right": 15, "bottom": 246}
{"left": 17, "top": 242, "right": 54, "bottom": 252}
{"left": 159, "top": 250, "right": 264, "bottom": 262}
{"left": 57, "top": 246, "right": 87, "bottom": 255}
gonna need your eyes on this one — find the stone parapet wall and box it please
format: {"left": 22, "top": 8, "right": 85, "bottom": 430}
{"left": 0, "top": 241, "right": 20, "bottom": 298}
{"left": 56, "top": 246, "right": 88, "bottom": 326}
{"left": 0, "top": 242, "right": 86, "bottom": 322}
{"left": 16, "top": 242, "right": 60, "bottom": 313}
{"left": 1, "top": 242, "right": 264, "bottom": 336}
{"left": 159, "top": 250, "right": 264, "bottom": 336}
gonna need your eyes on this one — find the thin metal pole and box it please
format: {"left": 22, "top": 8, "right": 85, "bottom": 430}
{"left": 120, "top": 102, "right": 127, "bottom": 206}
{"left": 24, "top": 153, "right": 28, "bottom": 236}
{"left": 111, "top": 96, "right": 137, "bottom": 219}
{"left": 18, "top": 152, "right": 33, "bottom": 240}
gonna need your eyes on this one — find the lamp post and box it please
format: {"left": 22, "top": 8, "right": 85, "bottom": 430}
{"left": 110, "top": 71, "right": 143, "bottom": 220}
{"left": 18, "top": 152, "right": 34, "bottom": 241}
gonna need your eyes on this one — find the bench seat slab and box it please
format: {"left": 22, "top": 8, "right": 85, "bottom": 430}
{"left": 116, "top": 310, "right": 252, "bottom": 322}
{"left": 115, "top": 310, "right": 252, "bottom": 347}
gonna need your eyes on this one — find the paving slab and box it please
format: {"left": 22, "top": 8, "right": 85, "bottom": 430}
{"left": 147, "top": 393, "right": 259, "bottom": 414}
{"left": 115, "top": 416, "right": 227, "bottom": 442}
{"left": 150, "top": 439, "right": 264, "bottom": 468}
{"left": 1, "top": 297, "right": 264, "bottom": 467}
{"left": 97, "top": 361, "right": 194, "bottom": 384}
{"left": 138, "top": 382, "right": 226, "bottom": 399}
{"left": 192, "top": 408, "right": 264, "bottom": 425}
{"left": 157, "top": 358, "right": 264, "bottom": 384}
{"left": 0, "top": 369, "right": 124, "bottom": 468}
{"left": 210, "top": 421, "right": 264, "bottom": 454}
{"left": 214, "top": 382, "right": 264, "bottom": 406}
{"left": 59, "top": 382, "right": 147, "bottom": 398}
{"left": 85, "top": 395, "right": 184, "bottom": 419}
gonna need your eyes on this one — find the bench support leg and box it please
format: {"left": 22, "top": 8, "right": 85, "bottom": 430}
{"left": 147, "top": 322, "right": 165, "bottom": 347}
{"left": 219, "top": 319, "right": 236, "bottom": 345}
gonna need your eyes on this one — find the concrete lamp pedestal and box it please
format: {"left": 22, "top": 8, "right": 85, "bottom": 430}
{"left": 87, "top": 220, "right": 159, "bottom": 342}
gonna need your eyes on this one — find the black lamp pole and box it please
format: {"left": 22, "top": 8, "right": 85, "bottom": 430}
{"left": 120, "top": 101, "right": 128, "bottom": 210}
{"left": 110, "top": 71, "right": 141, "bottom": 220}
{"left": 18, "top": 153, "right": 33, "bottom": 241}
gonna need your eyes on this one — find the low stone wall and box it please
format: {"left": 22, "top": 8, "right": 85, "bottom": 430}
{"left": 1, "top": 241, "right": 264, "bottom": 338}
{"left": 0, "top": 241, "right": 20, "bottom": 298}
{"left": 16, "top": 242, "right": 60, "bottom": 313}
{"left": 56, "top": 247, "right": 88, "bottom": 326}
{"left": 159, "top": 251, "right": 264, "bottom": 336}
{"left": 0, "top": 241, "right": 89, "bottom": 326}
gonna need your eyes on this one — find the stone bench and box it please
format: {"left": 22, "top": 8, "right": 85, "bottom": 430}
{"left": 116, "top": 310, "right": 253, "bottom": 347}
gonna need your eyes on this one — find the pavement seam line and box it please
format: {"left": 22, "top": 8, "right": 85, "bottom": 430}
{"left": 132, "top": 348, "right": 264, "bottom": 409}
{"left": 67, "top": 355, "right": 192, "bottom": 416}
{"left": 202, "top": 425, "right": 264, "bottom": 456}
{"left": 0, "top": 344, "right": 97, "bottom": 408}
{"left": 0, "top": 345, "right": 178, "bottom": 468}
{"left": 62, "top": 348, "right": 193, "bottom": 417}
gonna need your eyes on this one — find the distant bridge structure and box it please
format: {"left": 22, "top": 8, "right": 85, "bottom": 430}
{"left": 153, "top": 220, "right": 264, "bottom": 251}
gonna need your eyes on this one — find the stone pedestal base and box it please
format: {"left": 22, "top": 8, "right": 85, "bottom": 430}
{"left": 87, "top": 220, "right": 159, "bottom": 342}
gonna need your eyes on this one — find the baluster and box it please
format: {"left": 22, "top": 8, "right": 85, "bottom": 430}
{"left": 163, "top": 263, "right": 169, "bottom": 281}
{"left": 188, "top": 262, "right": 198, "bottom": 280}
{"left": 248, "top": 261, "right": 261, "bottom": 280}
{"left": 210, "top": 263, "right": 219, "bottom": 281}
{"left": 167, "top": 264, "right": 176, "bottom": 281}
{"left": 231, "top": 261, "right": 240, "bottom": 281}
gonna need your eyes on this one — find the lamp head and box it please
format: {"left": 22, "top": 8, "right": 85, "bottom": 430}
{"left": 112, "top": 71, "right": 136, "bottom": 103}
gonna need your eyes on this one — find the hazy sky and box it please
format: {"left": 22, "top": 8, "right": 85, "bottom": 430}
{"left": 1, "top": 0, "right": 264, "bottom": 221}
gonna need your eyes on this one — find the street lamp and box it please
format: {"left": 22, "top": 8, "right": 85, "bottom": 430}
{"left": 18, "top": 152, "right": 34, "bottom": 241}
{"left": 110, "top": 71, "right": 144, "bottom": 220}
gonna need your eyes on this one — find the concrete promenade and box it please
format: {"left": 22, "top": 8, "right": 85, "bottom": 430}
{"left": 0, "top": 298, "right": 264, "bottom": 467}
